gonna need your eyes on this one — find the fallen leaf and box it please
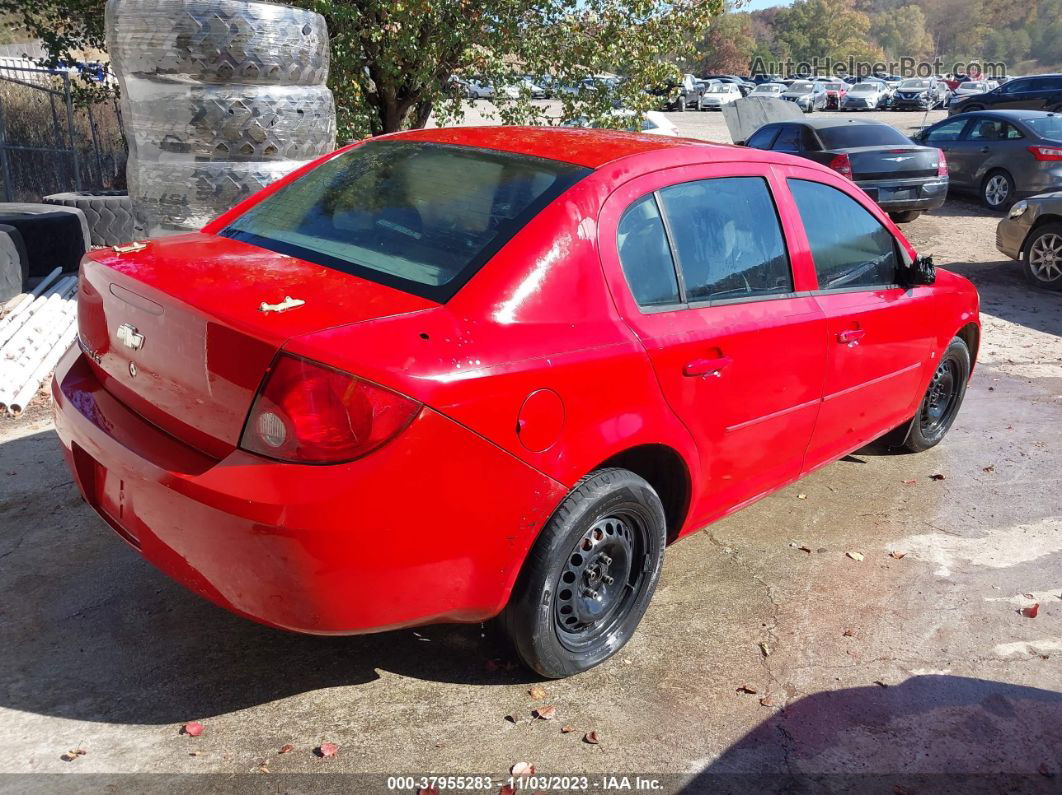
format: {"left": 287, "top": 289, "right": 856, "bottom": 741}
{"left": 889, "top": 551, "right": 907, "bottom": 560}
{"left": 528, "top": 685, "right": 547, "bottom": 701}
{"left": 929, "top": 473, "right": 946, "bottom": 481}
{"left": 736, "top": 684, "right": 758, "bottom": 694}
{"left": 1039, "top": 762, "right": 1055, "bottom": 778}
{"left": 846, "top": 551, "right": 865, "bottom": 562}
{"left": 843, "top": 628, "right": 855, "bottom": 637}
{"left": 504, "top": 713, "right": 519, "bottom": 724}
{"left": 759, "top": 642, "right": 771, "bottom": 657}
{"left": 561, "top": 725, "right": 575, "bottom": 734}
{"left": 873, "top": 680, "right": 889, "bottom": 687}
{"left": 258, "top": 765, "right": 270, "bottom": 774}
{"left": 1023, "top": 593, "right": 1035, "bottom": 599}
{"left": 759, "top": 695, "right": 775, "bottom": 707}
{"left": 316, "top": 742, "right": 338, "bottom": 758}
{"left": 902, "top": 479, "right": 917, "bottom": 485}
{"left": 60, "top": 748, "right": 87, "bottom": 762}
{"left": 983, "top": 465, "right": 995, "bottom": 473}
{"left": 797, "top": 493, "right": 807, "bottom": 500}
{"left": 278, "top": 744, "right": 294, "bottom": 755}
{"left": 533, "top": 705, "right": 557, "bottom": 720}
{"left": 182, "top": 721, "right": 204, "bottom": 737}
{"left": 1020, "top": 604, "right": 1040, "bottom": 618}
{"left": 511, "top": 762, "right": 535, "bottom": 777}
{"left": 583, "top": 730, "right": 600, "bottom": 745}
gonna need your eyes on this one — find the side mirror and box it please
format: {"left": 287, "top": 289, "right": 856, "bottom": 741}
{"left": 899, "top": 254, "right": 936, "bottom": 287}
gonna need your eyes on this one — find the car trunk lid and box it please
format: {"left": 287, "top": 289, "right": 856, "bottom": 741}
{"left": 846, "top": 145, "right": 941, "bottom": 181}
{"left": 78, "top": 233, "right": 435, "bottom": 457}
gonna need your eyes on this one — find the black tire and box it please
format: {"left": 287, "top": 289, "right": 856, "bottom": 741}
{"left": 898, "top": 337, "right": 971, "bottom": 453}
{"left": 0, "top": 223, "right": 29, "bottom": 287}
{"left": 43, "top": 192, "right": 138, "bottom": 246}
{"left": 981, "top": 169, "right": 1015, "bottom": 210}
{"left": 1022, "top": 222, "right": 1062, "bottom": 291}
{"left": 503, "top": 468, "right": 666, "bottom": 678}
{"left": 889, "top": 210, "right": 922, "bottom": 223}
{"left": 676, "top": 98, "right": 686, "bottom": 112}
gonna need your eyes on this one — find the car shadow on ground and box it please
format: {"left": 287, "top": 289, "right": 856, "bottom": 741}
{"left": 0, "top": 430, "right": 532, "bottom": 727}
{"left": 681, "top": 675, "right": 1062, "bottom": 793}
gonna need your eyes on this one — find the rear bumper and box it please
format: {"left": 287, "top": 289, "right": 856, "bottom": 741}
{"left": 52, "top": 348, "right": 567, "bottom": 635}
{"left": 857, "top": 177, "right": 948, "bottom": 212}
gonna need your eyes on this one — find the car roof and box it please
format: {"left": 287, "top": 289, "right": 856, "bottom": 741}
{"left": 378, "top": 125, "right": 737, "bottom": 169}
{"left": 960, "top": 109, "right": 1061, "bottom": 120}
{"left": 777, "top": 117, "right": 891, "bottom": 130}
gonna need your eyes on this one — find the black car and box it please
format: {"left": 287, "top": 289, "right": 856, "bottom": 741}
{"left": 745, "top": 118, "right": 948, "bottom": 223}
{"left": 891, "top": 78, "right": 949, "bottom": 111}
{"left": 949, "top": 74, "right": 1062, "bottom": 116}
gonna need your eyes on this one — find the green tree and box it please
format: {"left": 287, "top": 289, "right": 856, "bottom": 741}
{"left": 869, "top": 4, "right": 932, "bottom": 59}
{"left": 0, "top": 0, "right": 721, "bottom": 139}
{"left": 774, "top": 0, "right": 882, "bottom": 67}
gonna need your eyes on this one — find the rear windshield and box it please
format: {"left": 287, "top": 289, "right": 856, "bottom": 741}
{"left": 817, "top": 124, "right": 913, "bottom": 148}
{"left": 222, "top": 141, "right": 589, "bottom": 302}
{"left": 850, "top": 83, "right": 877, "bottom": 93}
{"left": 1023, "top": 116, "right": 1062, "bottom": 142}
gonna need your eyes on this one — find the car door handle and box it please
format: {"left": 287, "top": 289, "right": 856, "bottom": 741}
{"left": 683, "top": 356, "right": 732, "bottom": 377}
{"left": 837, "top": 329, "right": 866, "bottom": 344}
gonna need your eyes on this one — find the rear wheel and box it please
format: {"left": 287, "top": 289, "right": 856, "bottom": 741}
{"left": 502, "top": 468, "right": 666, "bottom": 678}
{"left": 889, "top": 210, "right": 922, "bottom": 223}
{"left": 898, "top": 337, "right": 971, "bottom": 453}
{"left": 981, "top": 170, "right": 1015, "bottom": 210}
{"left": 1023, "top": 222, "right": 1062, "bottom": 291}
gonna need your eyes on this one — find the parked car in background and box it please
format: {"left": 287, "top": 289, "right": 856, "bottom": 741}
{"left": 949, "top": 74, "right": 1062, "bottom": 116}
{"left": 752, "top": 73, "right": 784, "bottom": 85}
{"left": 749, "top": 82, "right": 786, "bottom": 99}
{"left": 562, "top": 110, "right": 678, "bottom": 137}
{"left": 841, "top": 81, "right": 890, "bottom": 110}
{"left": 891, "top": 78, "right": 949, "bottom": 111}
{"left": 703, "top": 74, "right": 755, "bottom": 96}
{"left": 950, "top": 79, "right": 999, "bottom": 104}
{"left": 912, "top": 110, "right": 1062, "bottom": 209}
{"left": 746, "top": 117, "right": 948, "bottom": 222}
{"left": 996, "top": 190, "right": 1062, "bottom": 290}
{"left": 781, "top": 80, "right": 828, "bottom": 113}
{"left": 698, "top": 81, "right": 742, "bottom": 110}
{"left": 465, "top": 78, "right": 494, "bottom": 100}
{"left": 54, "top": 125, "right": 977, "bottom": 679}
{"left": 821, "top": 80, "right": 848, "bottom": 109}
{"left": 654, "top": 73, "right": 703, "bottom": 111}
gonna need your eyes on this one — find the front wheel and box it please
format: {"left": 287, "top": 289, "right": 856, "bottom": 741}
{"left": 502, "top": 468, "right": 666, "bottom": 678}
{"left": 1023, "top": 222, "right": 1062, "bottom": 290}
{"left": 898, "top": 337, "right": 971, "bottom": 453}
{"left": 889, "top": 210, "right": 922, "bottom": 223}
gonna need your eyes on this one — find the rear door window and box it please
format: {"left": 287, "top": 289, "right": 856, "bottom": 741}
{"left": 772, "top": 125, "right": 805, "bottom": 153}
{"left": 616, "top": 195, "right": 681, "bottom": 308}
{"left": 788, "top": 179, "right": 898, "bottom": 290}
{"left": 657, "top": 177, "right": 792, "bottom": 303}
{"left": 222, "top": 141, "right": 589, "bottom": 302}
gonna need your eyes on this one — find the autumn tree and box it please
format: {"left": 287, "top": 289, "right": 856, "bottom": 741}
{"left": 689, "top": 11, "right": 757, "bottom": 75}
{"left": 869, "top": 4, "right": 932, "bottom": 60}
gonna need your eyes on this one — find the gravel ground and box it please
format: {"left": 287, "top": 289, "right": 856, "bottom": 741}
{"left": 1, "top": 104, "right": 1060, "bottom": 793}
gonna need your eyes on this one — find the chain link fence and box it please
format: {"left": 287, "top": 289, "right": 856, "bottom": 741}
{"left": 0, "top": 66, "right": 127, "bottom": 202}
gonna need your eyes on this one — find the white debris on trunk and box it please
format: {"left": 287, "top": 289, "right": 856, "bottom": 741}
{"left": 0, "top": 269, "right": 77, "bottom": 416}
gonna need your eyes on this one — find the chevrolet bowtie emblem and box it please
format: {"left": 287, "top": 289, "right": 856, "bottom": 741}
{"left": 116, "top": 323, "right": 145, "bottom": 351}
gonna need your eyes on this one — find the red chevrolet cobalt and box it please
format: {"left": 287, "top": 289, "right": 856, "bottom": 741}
{"left": 53, "top": 127, "right": 979, "bottom": 678}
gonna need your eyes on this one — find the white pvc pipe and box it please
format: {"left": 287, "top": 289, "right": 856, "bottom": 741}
{"left": 0, "top": 268, "right": 62, "bottom": 324}
{"left": 0, "top": 288, "right": 76, "bottom": 387}
{"left": 0, "top": 276, "right": 76, "bottom": 350}
{"left": 6, "top": 319, "right": 78, "bottom": 416}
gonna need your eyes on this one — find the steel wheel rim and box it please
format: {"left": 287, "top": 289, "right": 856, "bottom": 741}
{"left": 1029, "top": 233, "right": 1062, "bottom": 282}
{"left": 985, "top": 175, "right": 1010, "bottom": 206}
{"left": 553, "top": 512, "right": 646, "bottom": 652}
{"left": 921, "top": 358, "right": 961, "bottom": 435}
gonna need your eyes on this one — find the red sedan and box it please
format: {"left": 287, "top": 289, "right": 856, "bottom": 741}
{"left": 53, "top": 127, "right": 979, "bottom": 678}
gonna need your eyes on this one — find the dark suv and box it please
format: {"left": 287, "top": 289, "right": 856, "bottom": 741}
{"left": 949, "top": 74, "right": 1062, "bottom": 116}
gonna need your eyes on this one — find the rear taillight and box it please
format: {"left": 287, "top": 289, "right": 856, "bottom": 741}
{"left": 828, "top": 153, "right": 853, "bottom": 179}
{"left": 936, "top": 149, "right": 948, "bottom": 177}
{"left": 1028, "top": 145, "right": 1062, "bottom": 161}
{"left": 240, "top": 353, "right": 420, "bottom": 464}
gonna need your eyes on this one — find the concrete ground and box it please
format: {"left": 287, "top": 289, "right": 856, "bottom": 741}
{"left": 1, "top": 104, "right": 1061, "bottom": 793}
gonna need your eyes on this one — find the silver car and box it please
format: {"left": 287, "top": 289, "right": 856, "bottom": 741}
{"left": 996, "top": 191, "right": 1062, "bottom": 290}
{"left": 841, "top": 81, "right": 889, "bottom": 110}
{"left": 780, "top": 80, "right": 828, "bottom": 113}
{"left": 911, "top": 110, "right": 1062, "bottom": 209}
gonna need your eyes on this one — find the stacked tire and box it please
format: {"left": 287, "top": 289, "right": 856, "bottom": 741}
{"left": 43, "top": 191, "right": 137, "bottom": 246}
{"left": 105, "top": 0, "right": 336, "bottom": 235}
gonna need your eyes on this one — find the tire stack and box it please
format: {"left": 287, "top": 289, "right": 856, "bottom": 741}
{"left": 43, "top": 191, "right": 137, "bottom": 246}
{"left": 105, "top": 0, "right": 336, "bottom": 235}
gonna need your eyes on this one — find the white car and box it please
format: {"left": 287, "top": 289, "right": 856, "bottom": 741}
{"left": 953, "top": 79, "right": 999, "bottom": 98}
{"left": 561, "top": 110, "right": 677, "bottom": 137}
{"left": 748, "top": 82, "right": 786, "bottom": 99}
{"left": 698, "top": 82, "right": 742, "bottom": 110}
